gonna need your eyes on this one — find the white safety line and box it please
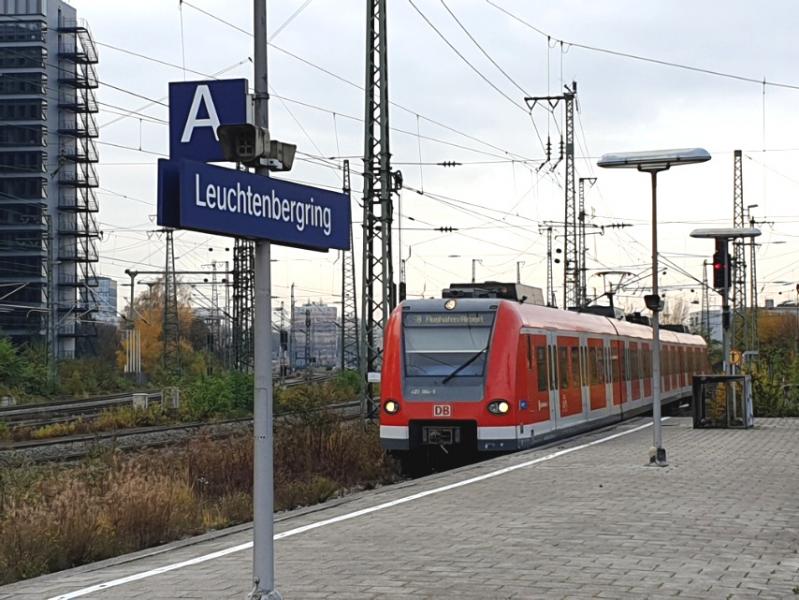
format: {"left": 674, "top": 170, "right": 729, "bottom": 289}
{"left": 47, "top": 418, "right": 663, "bottom": 600}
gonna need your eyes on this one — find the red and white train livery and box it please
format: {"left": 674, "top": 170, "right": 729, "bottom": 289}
{"left": 379, "top": 296, "right": 707, "bottom": 458}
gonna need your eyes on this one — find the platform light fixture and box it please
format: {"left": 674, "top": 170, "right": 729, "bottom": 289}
{"left": 598, "top": 147, "right": 711, "bottom": 467}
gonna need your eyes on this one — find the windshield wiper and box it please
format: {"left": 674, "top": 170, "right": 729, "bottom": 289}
{"left": 442, "top": 346, "right": 488, "bottom": 384}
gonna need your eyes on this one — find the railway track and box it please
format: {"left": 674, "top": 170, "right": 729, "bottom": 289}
{"left": 0, "top": 391, "right": 164, "bottom": 427}
{"left": 0, "top": 373, "right": 336, "bottom": 429}
{"left": 0, "top": 400, "right": 362, "bottom": 464}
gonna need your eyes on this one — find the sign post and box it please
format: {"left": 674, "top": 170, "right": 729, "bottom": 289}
{"left": 158, "top": 5, "right": 350, "bottom": 598}
{"left": 251, "top": 1, "right": 278, "bottom": 598}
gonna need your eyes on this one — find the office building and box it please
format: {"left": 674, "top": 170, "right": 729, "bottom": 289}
{"left": 291, "top": 302, "right": 338, "bottom": 368}
{"left": 0, "top": 0, "right": 99, "bottom": 358}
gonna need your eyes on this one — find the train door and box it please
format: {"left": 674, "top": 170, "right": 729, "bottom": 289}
{"left": 547, "top": 333, "right": 560, "bottom": 426}
{"left": 587, "top": 337, "right": 607, "bottom": 410}
{"left": 603, "top": 340, "right": 613, "bottom": 408}
{"left": 577, "top": 336, "right": 589, "bottom": 417}
{"left": 556, "top": 335, "right": 581, "bottom": 418}
{"left": 642, "top": 342, "right": 652, "bottom": 398}
{"left": 664, "top": 346, "right": 673, "bottom": 393}
{"left": 679, "top": 348, "right": 687, "bottom": 388}
{"left": 526, "top": 334, "right": 551, "bottom": 424}
{"left": 611, "top": 339, "right": 625, "bottom": 406}
{"left": 630, "top": 341, "right": 641, "bottom": 401}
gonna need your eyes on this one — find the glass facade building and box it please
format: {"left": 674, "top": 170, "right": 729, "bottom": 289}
{"left": 0, "top": 0, "right": 99, "bottom": 357}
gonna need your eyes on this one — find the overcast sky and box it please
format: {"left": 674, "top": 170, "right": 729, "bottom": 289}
{"left": 69, "top": 0, "right": 799, "bottom": 316}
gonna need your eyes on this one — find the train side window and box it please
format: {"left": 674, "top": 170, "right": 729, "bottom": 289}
{"left": 675, "top": 348, "right": 680, "bottom": 375}
{"left": 597, "top": 347, "right": 606, "bottom": 384}
{"left": 571, "top": 346, "right": 581, "bottom": 387}
{"left": 643, "top": 346, "right": 651, "bottom": 379}
{"left": 549, "top": 345, "right": 558, "bottom": 391}
{"left": 668, "top": 347, "right": 673, "bottom": 376}
{"left": 680, "top": 348, "right": 691, "bottom": 373}
{"left": 624, "top": 347, "right": 630, "bottom": 381}
{"left": 535, "top": 346, "right": 547, "bottom": 392}
{"left": 588, "top": 347, "right": 597, "bottom": 385}
{"left": 673, "top": 348, "right": 678, "bottom": 375}
{"left": 611, "top": 347, "right": 620, "bottom": 383}
{"left": 558, "top": 346, "right": 569, "bottom": 389}
{"left": 526, "top": 336, "right": 532, "bottom": 369}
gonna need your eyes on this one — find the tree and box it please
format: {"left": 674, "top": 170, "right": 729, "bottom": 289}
{"left": 117, "top": 279, "right": 208, "bottom": 381}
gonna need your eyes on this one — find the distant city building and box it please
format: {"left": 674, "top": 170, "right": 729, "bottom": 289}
{"left": 688, "top": 309, "right": 723, "bottom": 342}
{"left": 0, "top": 0, "right": 100, "bottom": 357}
{"left": 291, "top": 302, "right": 338, "bottom": 368}
{"left": 689, "top": 301, "right": 799, "bottom": 345}
{"left": 89, "top": 276, "right": 117, "bottom": 323}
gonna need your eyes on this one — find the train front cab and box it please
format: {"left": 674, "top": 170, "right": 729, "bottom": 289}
{"left": 379, "top": 298, "right": 524, "bottom": 459}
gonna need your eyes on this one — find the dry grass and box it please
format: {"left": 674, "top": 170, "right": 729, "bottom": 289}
{"left": 12, "top": 404, "right": 174, "bottom": 442}
{"left": 0, "top": 418, "right": 397, "bottom": 585}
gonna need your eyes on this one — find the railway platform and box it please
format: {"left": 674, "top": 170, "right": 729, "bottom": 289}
{"left": 2, "top": 416, "right": 797, "bottom": 599}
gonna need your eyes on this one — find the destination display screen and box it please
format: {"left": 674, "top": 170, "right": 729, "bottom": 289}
{"left": 403, "top": 312, "right": 494, "bottom": 328}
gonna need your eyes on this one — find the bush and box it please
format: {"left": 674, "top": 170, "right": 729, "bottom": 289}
{"left": 751, "top": 371, "right": 799, "bottom": 417}
{"left": 182, "top": 372, "right": 253, "bottom": 419}
{"left": 0, "top": 417, "right": 398, "bottom": 585}
{"left": 0, "top": 338, "right": 54, "bottom": 398}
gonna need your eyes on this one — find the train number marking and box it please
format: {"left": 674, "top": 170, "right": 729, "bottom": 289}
{"left": 432, "top": 404, "right": 452, "bottom": 417}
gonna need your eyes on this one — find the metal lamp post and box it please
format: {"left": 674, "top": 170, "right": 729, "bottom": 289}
{"left": 598, "top": 148, "right": 711, "bottom": 466}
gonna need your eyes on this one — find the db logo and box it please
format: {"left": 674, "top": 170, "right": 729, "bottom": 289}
{"left": 432, "top": 404, "right": 452, "bottom": 417}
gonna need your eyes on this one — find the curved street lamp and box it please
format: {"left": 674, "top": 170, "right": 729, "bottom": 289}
{"left": 598, "top": 148, "right": 711, "bottom": 467}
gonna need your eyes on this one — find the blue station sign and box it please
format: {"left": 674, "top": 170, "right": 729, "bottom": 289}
{"left": 168, "top": 79, "right": 248, "bottom": 162}
{"left": 157, "top": 159, "right": 351, "bottom": 251}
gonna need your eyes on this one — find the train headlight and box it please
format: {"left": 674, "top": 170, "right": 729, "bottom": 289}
{"left": 384, "top": 400, "right": 400, "bottom": 414}
{"left": 488, "top": 400, "right": 510, "bottom": 415}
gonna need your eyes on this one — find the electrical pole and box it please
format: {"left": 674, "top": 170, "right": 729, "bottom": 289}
{"left": 224, "top": 259, "right": 231, "bottom": 368}
{"left": 471, "top": 258, "right": 482, "bottom": 283}
{"left": 747, "top": 208, "right": 759, "bottom": 352}
{"left": 233, "top": 238, "right": 255, "bottom": 372}
{"left": 731, "top": 149, "right": 747, "bottom": 355}
{"left": 361, "top": 0, "right": 398, "bottom": 417}
{"left": 43, "top": 211, "right": 57, "bottom": 383}
{"left": 341, "top": 160, "right": 360, "bottom": 371}
{"left": 279, "top": 300, "right": 286, "bottom": 381}
{"left": 578, "top": 177, "right": 596, "bottom": 309}
{"left": 526, "top": 82, "right": 577, "bottom": 309}
{"left": 289, "top": 283, "right": 295, "bottom": 372}
{"left": 211, "top": 260, "right": 219, "bottom": 355}
{"left": 163, "top": 228, "right": 180, "bottom": 375}
{"left": 304, "top": 307, "right": 312, "bottom": 379}
{"left": 539, "top": 224, "right": 556, "bottom": 307}
{"left": 701, "top": 259, "right": 710, "bottom": 341}
{"left": 516, "top": 261, "right": 524, "bottom": 284}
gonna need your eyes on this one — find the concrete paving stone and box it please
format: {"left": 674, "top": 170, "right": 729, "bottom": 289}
{"left": 2, "top": 417, "right": 797, "bottom": 600}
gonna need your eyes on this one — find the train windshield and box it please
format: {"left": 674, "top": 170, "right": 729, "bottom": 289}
{"left": 402, "top": 312, "right": 495, "bottom": 378}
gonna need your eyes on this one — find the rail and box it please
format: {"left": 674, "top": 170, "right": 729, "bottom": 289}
{"left": 0, "top": 373, "right": 336, "bottom": 428}
{"left": 0, "top": 400, "right": 362, "bottom": 462}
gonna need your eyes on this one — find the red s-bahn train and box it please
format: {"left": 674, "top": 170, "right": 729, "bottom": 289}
{"left": 379, "top": 283, "right": 707, "bottom": 465}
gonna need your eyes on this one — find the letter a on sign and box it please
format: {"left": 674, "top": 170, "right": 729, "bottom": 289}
{"left": 181, "top": 85, "right": 221, "bottom": 143}
{"left": 169, "top": 79, "right": 248, "bottom": 163}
